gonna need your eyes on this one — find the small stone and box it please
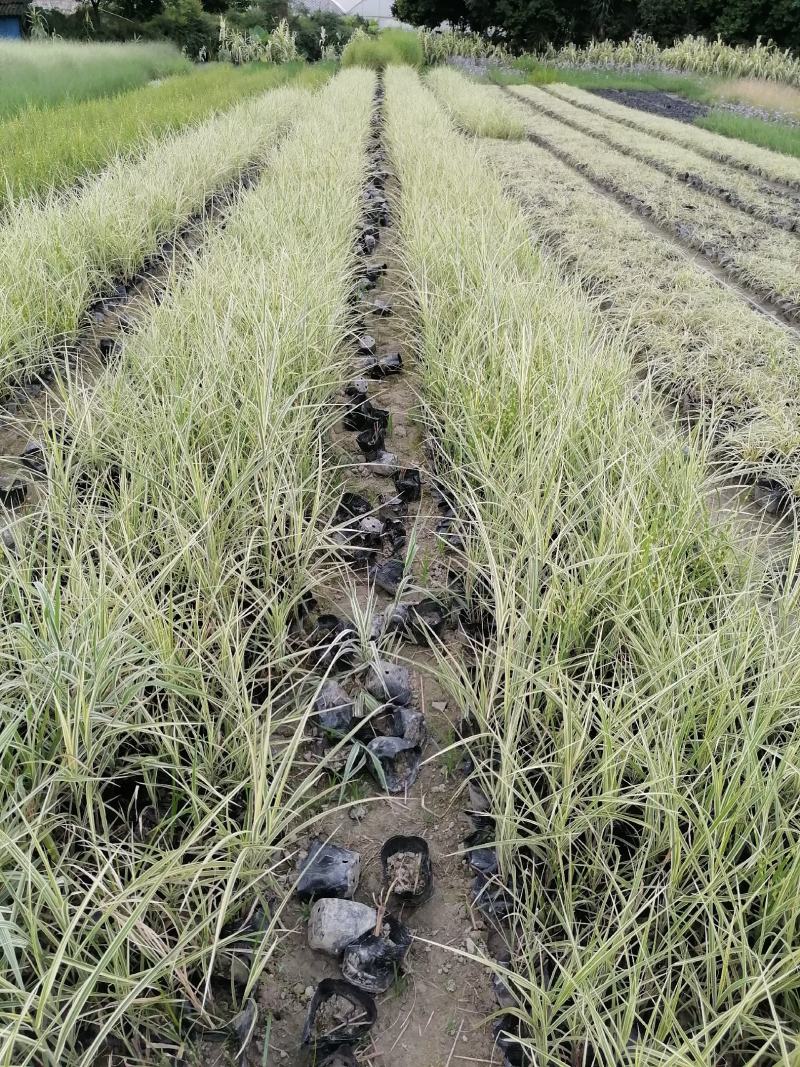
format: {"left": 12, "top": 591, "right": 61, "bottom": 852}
{"left": 349, "top": 804, "right": 368, "bottom": 822}
{"left": 307, "top": 898, "right": 377, "bottom": 956}
{"left": 446, "top": 979, "right": 456, "bottom": 992}
{"left": 431, "top": 701, "right": 447, "bottom": 712}
{"left": 465, "top": 938, "right": 478, "bottom": 954}
{"left": 293, "top": 983, "right": 304, "bottom": 996}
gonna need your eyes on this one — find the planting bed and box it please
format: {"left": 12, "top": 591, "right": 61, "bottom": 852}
{"left": 505, "top": 86, "right": 800, "bottom": 323}
{"left": 0, "top": 83, "right": 310, "bottom": 396}
{"left": 3, "top": 56, "right": 800, "bottom": 1067}
{"left": 489, "top": 136, "right": 800, "bottom": 503}
{"left": 513, "top": 85, "right": 800, "bottom": 231}
{"left": 548, "top": 82, "right": 800, "bottom": 189}
{"left": 0, "top": 63, "right": 328, "bottom": 208}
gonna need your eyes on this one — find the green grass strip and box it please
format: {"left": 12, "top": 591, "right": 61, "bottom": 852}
{"left": 0, "top": 61, "right": 332, "bottom": 207}
{"left": 698, "top": 109, "right": 800, "bottom": 160}
{"left": 0, "top": 40, "right": 190, "bottom": 119}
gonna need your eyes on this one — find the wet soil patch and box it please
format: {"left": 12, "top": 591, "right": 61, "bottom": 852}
{"left": 590, "top": 87, "right": 709, "bottom": 124}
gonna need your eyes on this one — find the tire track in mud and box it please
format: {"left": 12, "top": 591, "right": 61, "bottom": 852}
{"left": 511, "top": 88, "right": 800, "bottom": 234}
{"left": 251, "top": 78, "right": 502, "bottom": 1067}
{"left": 0, "top": 160, "right": 270, "bottom": 551}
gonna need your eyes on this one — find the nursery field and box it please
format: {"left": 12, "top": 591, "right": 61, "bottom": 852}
{"left": 1, "top": 58, "right": 800, "bottom": 1067}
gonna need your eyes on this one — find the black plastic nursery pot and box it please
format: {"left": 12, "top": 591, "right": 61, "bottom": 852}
{"left": 366, "top": 736, "right": 422, "bottom": 793}
{"left": 393, "top": 468, "right": 421, "bottom": 502}
{"left": 313, "top": 679, "right": 355, "bottom": 737}
{"left": 340, "top": 913, "right": 412, "bottom": 994}
{"left": 307, "top": 614, "right": 357, "bottom": 671}
{"left": 302, "top": 979, "right": 377, "bottom": 1051}
{"left": 295, "top": 839, "right": 361, "bottom": 902}
{"left": 317, "top": 1046, "right": 360, "bottom": 1067}
{"left": 380, "top": 834, "right": 433, "bottom": 906}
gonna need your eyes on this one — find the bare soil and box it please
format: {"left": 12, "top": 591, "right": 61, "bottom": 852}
{"left": 590, "top": 87, "right": 710, "bottom": 124}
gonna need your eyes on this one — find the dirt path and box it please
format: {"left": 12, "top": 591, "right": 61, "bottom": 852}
{"left": 251, "top": 79, "right": 501, "bottom": 1067}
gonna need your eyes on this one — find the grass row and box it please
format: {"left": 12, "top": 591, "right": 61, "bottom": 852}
{"left": 341, "top": 27, "right": 424, "bottom": 70}
{"left": 488, "top": 62, "right": 800, "bottom": 161}
{"left": 699, "top": 110, "right": 800, "bottom": 160}
{"left": 0, "top": 82, "right": 313, "bottom": 395}
{"left": 525, "top": 86, "right": 800, "bottom": 230}
{"left": 546, "top": 82, "right": 800, "bottom": 190}
{"left": 426, "top": 66, "right": 525, "bottom": 139}
{"left": 0, "top": 40, "right": 190, "bottom": 119}
{"left": 0, "top": 67, "right": 375, "bottom": 1067}
{"left": 506, "top": 85, "right": 800, "bottom": 318}
{"left": 0, "top": 61, "right": 331, "bottom": 208}
{"left": 385, "top": 64, "right": 800, "bottom": 1067}
{"left": 490, "top": 136, "right": 800, "bottom": 492}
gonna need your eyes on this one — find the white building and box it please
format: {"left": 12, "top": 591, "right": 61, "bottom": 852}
{"left": 297, "top": 0, "right": 410, "bottom": 28}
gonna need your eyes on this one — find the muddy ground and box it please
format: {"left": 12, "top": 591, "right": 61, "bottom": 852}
{"left": 590, "top": 87, "right": 710, "bottom": 123}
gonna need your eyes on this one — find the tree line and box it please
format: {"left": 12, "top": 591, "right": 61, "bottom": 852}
{"left": 391, "top": 0, "right": 800, "bottom": 55}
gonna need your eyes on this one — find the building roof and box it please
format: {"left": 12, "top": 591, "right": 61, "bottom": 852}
{"left": 34, "top": 0, "right": 81, "bottom": 11}
{"left": 0, "top": 0, "right": 29, "bottom": 15}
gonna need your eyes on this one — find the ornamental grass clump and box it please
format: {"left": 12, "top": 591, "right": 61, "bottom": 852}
{"left": 0, "top": 69, "right": 375, "bottom": 1064}
{"left": 385, "top": 64, "right": 800, "bottom": 1065}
